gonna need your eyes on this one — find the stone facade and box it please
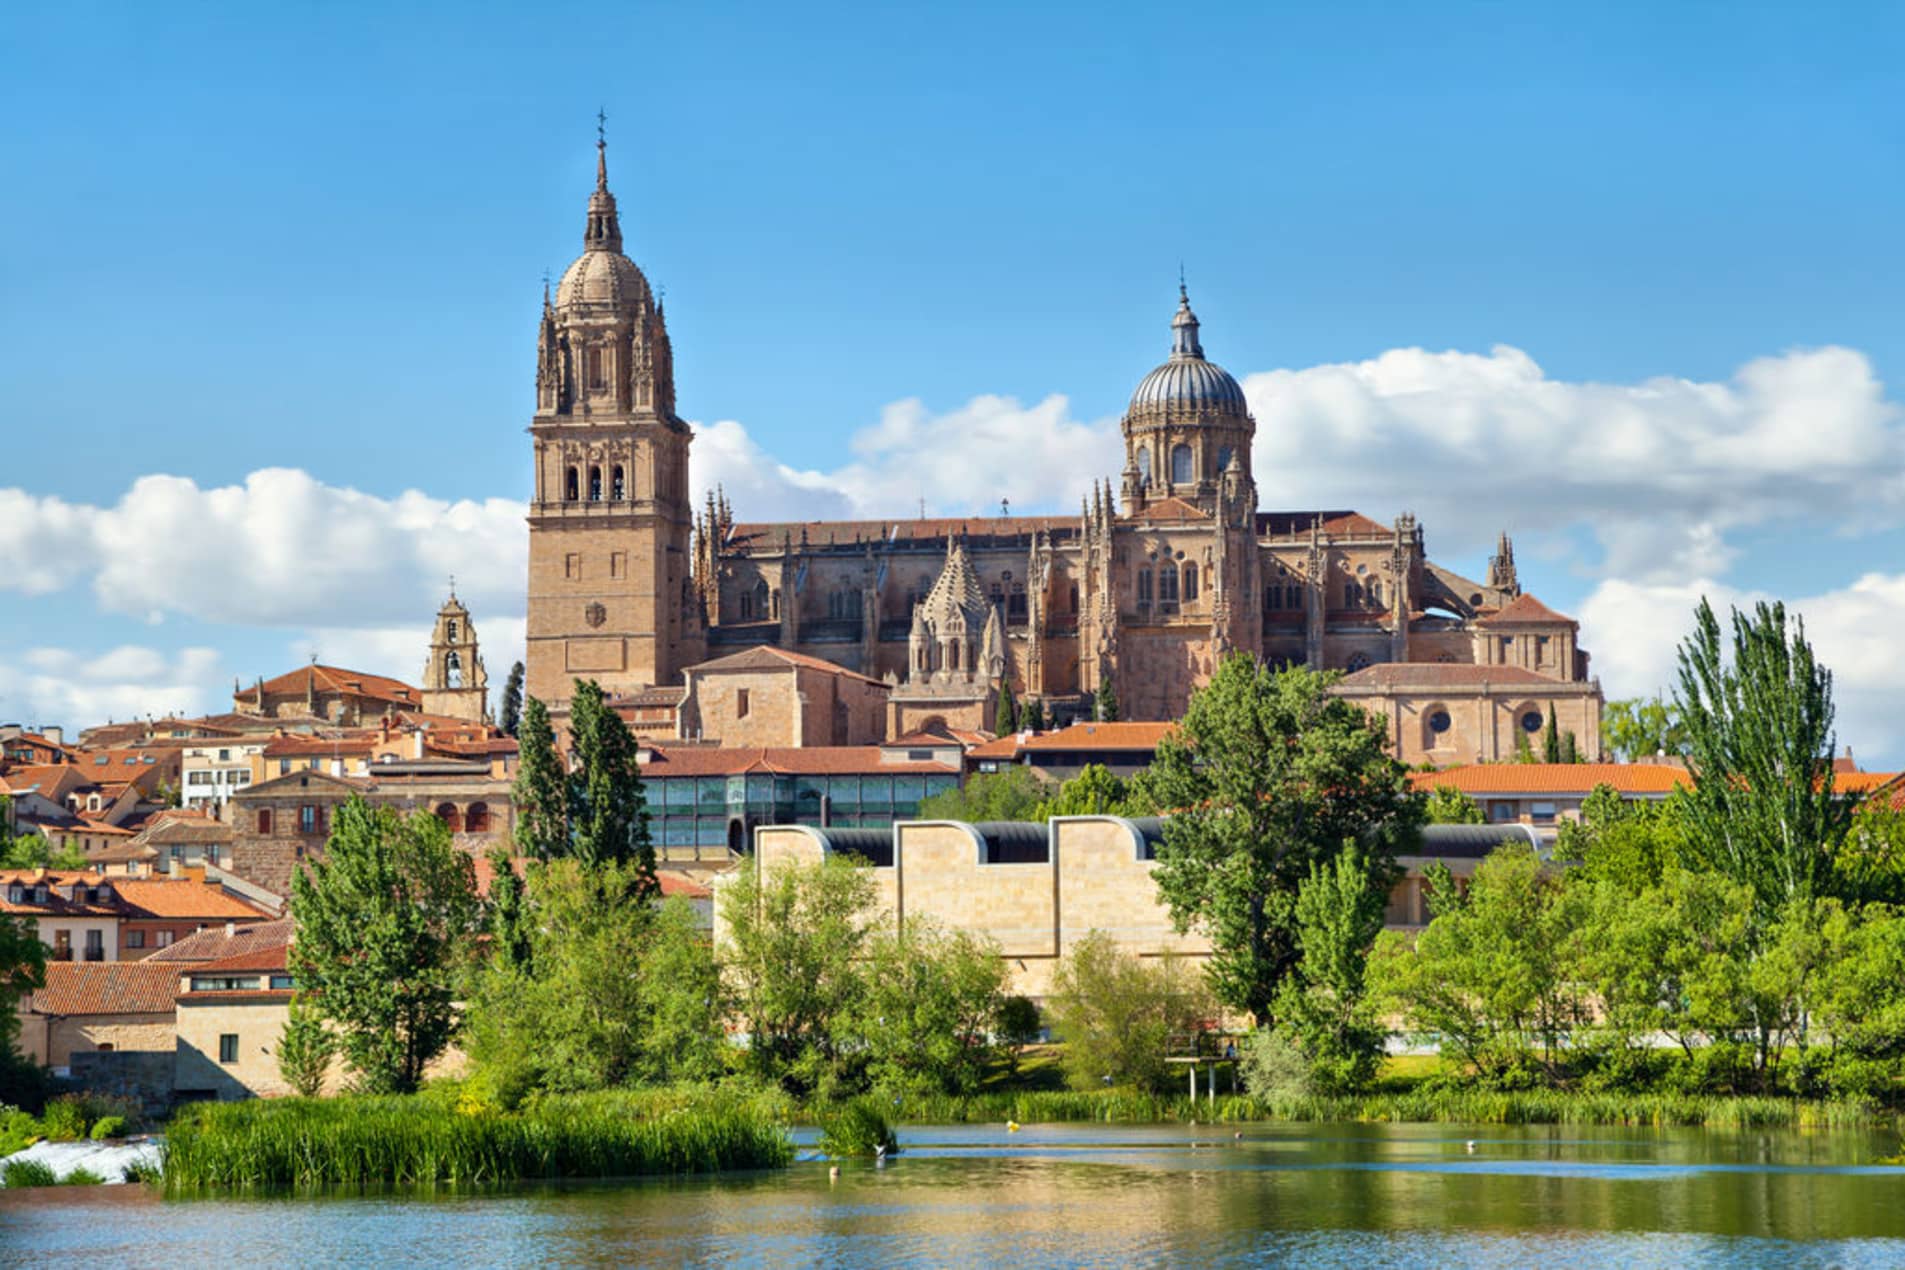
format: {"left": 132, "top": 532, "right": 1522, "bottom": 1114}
{"left": 418, "top": 590, "right": 491, "bottom": 724}
{"left": 525, "top": 145, "right": 1603, "bottom": 749}
{"left": 677, "top": 646, "right": 888, "bottom": 747}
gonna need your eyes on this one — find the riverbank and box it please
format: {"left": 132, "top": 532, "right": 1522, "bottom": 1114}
{"left": 160, "top": 1089, "right": 793, "bottom": 1190}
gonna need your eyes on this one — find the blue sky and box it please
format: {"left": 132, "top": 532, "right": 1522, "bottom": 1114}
{"left": 3, "top": 3, "right": 1903, "bottom": 757}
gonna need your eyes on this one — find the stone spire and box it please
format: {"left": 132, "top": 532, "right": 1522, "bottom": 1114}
{"left": 1488, "top": 531, "right": 1520, "bottom": 595}
{"left": 1170, "top": 282, "right": 1204, "bottom": 360}
{"left": 584, "top": 121, "right": 623, "bottom": 254}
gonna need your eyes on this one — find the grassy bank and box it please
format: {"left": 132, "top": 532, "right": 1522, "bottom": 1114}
{"left": 161, "top": 1089, "right": 794, "bottom": 1191}
{"left": 873, "top": 1087, "right": 1894, "bottom": 1129}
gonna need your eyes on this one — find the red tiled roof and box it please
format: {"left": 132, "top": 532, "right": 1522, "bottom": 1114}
{"left": 1333, "top": 663, "right": 1571, "bottom": 690}
{"left": 252, "top": 664, "right": 420, "bottom": 706}
{"left": 964, "top": 734, "right": 1022, "bottom": 760}
{"left": 639, "top": 746, "right": 954, "bottom": 777}
{"left": 1474, "top": 593, "right": 1576, "bottom": 627}
{"left": 147, "top": 917, "right": 294, "bottom": 963}
{"left": 1019, "top": 721, "right": 1178, "bottom": 752}
{"left": 1128, "top": 496, "right": 1209, "bottom": 523}
{"left": 112, "top": 878, "right": 270, "bottom": 921}
{"left": 0, "top": 765, "right": 86, "bottom": 796}
{"left": 886, "top": 730, "right": 967, "bottom": 748}
{"left": 191, "top": 945, "right": 289, "bottom": 975}
{"left": 470, "top": 854, "right": 713, "bottom": 901}
{"left": 30, "top": 962, "right": 180, "bottom": 1016}
{"left": 262, "top": 734, "right": 378, "bottom": 758}
{"left": 688, "top": 645, "right": 887, "bottom": 687}
{"left": 1411, "top": 764, "right": 1690, "bottom": 796}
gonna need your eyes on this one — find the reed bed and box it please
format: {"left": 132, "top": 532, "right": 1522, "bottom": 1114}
{"left": 161, "top": 1090, "right": 793, "bottom": 1191}
{"left": 872, "top": 1087, "right": 1894, "bottom": 1129}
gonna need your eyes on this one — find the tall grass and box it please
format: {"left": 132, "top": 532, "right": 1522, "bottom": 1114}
{"left": 161, "top": 1089, "right": 793, "bottom": 1191}
{"left": 871, "top": 1087, "right": 1897, "bottom": 1129}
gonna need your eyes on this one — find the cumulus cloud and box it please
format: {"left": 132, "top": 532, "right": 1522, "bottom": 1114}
{"left": 0, "top": 645, "right": 222, "bottom": 728}
{"left": 1244, "top": 344, "right": 1900, "bottom": 581}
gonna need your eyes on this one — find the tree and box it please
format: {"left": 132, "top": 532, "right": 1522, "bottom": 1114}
{"left": 275, "top": 997, "right": 335, "bottom": 1098}
{"left": 1553, "top": 785, "right": 1682, "bottom": 891}
{"left": 1675, "top": 599, "right": 1852, "bottom": 920}
{"left": 1602, "top": 696, "right": 1687, "bottom": 761}
{"left": 1273, "top": 845, "right": 1389, "bottom": 1091}
{"left": 483, "top": 847, "right": 534, "bottom": 974}
{"left": 1833, "top": 804, "right": 1905, "bottom": 906}
{"left": 512, "top": 696, "right": 568, "bottom": 861}
{"left": 1147, "top": 655, "right": 1419, "bottom": 1022}
{"left": 1512, "top": 726, "right": 1536, "bottom": 763}
{"left": 0, "top": 913, "right": 48, "bottom": 1069}
{"left": 500, "top": 661, "right": 526, "bottom": 737}
{"left": 996, "top": 995, "right": 1042, "bottom": 1076}
{"left": 1095, "top": 677, "right": 1119, "bottom": 722}
{"left": 1022, "top": 697, "right": 1047, "bottom": 732}
{"left": 917, "top": 767, "right": 1052, "bottom": 823}
{"left": 1559, "top": 730, "right": 1579, "bottom": 764}
{"left": 994, "top": 678, "right": 1019, "bottom": 736}
{"left": 719, "top": 854, "right": 878, "bottom": 1094}
{"left": 567, "top": 679, "right": 655, "bottom": 891}
{"left": 1423, "top": 785, "right": 1484, "bottom": 825}
{"left": 633, "top": 897, "right": 730, "bottom": 1086}
{"left": 1037, "top": 763, "right": 1141, "bottom": 819}
{"left": 1542, "top": 704, "right": 1562, "bottom": 763}
{"left": 288, "top": 797, "right": 479, "bottom": 1093}
{"left": 0, "top": 832, "right": 85, "bottom": 871}
{"left": 850, "top": 921, "right": 1008, "bottom": 1095}
{"left": 1047, "top": 931, "right": 1216, "bottom": 1092}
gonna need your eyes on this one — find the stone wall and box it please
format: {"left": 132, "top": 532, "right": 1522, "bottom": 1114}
{"left": 68, "top": 1050, "right": 176, "bottom": 1118}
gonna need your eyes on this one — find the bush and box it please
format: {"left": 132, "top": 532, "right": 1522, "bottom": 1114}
{"left": 2, "top": 1159, "right": 56, "bottom": 1188}
{"left": 59, "top": 1166, "right": 105, "bottom": 1186}
{"left": 1239, "top": 1027, "right": 1313, "bottom": 1101}
{"left": 89, "top": 1115, "right": 128, "bottom": 1141}
{"left": 997, "top": 996, "right": 1042, "bottom": 1073}
{"left": 0, "top": 1107, "right": 41, "bottom": 1156}
{"left": 818, "top": 1099, "right": 898, "bottom": 1159}
{"left": 38, "top": 1095, "right": 89, "bottom": 1141}
{"left": 1047, "top": 932, "right": 1218, "bottom": 1093}
{"left": 122, "top": 1159, "right": 161, "bottom": 1185}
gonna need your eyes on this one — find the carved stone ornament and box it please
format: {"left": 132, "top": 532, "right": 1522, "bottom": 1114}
{"left": 585, "top": 602, "right": 607, "bottom": 628}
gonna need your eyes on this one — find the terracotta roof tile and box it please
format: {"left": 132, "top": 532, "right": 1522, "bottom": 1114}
{"left": 29, "top": 962, "right": 180, "bottom": 1016}
{"left": 190, "top": 945, "right": 289, "bottom": 975}
{"left": 687, "top": 645, "right": 887, "bottom": 686}
{"left": 147, "top": 916, "right": 294, "bottom": 963}
{"left": 252, "top": 664, "right": 420, "bottom": 706}
{"left": 1411, "top": 764, "right": 1690, "bottom": 795}
{"left": 1128, "top": 496, "right": 1210, "bottom": 523}
{"left": 1019, "top": 721, "right": 1178, "bottom": 752}
{"left": 112, "top": 878, "right": 270, "bottom": 921}
{"left": 1474, "top": 593, "right": 1576, "bottom": 627}
{"left": 639, "top": 746, "right": 954, "bottom": 777}
{"left": 1334, "top": 663, "right": 1569, "bottom": 690}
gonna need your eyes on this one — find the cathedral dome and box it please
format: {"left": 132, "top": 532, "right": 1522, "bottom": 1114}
{"left": 556, "top": 249, "right": 652, "bottom": 313}
{"left": 1126, "top": 288, "right": 1249, "bottom": 417}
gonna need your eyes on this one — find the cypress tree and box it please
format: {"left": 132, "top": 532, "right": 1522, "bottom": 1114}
{"left": 512, "top": 696, "right": 568, "bottom": 861}
{"left": 500, "top": 662, "right": 525, "bottom": 737}
{"left": 568, "top": 679, "right": 656, "bottom": 895}
{"left": 1095, "top": 677, "right": 1119, "bottom": 722}
{"left": 994, "top": 678, "right": 1019, "bottom": 735}
{"left": 1023, "top": 697, "right": 1047, "bottom": 732}
{"left": 1543, "top": 705, "right": 1562, "bottom": 763}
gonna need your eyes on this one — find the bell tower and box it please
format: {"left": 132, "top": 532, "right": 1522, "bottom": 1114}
{"left": 525, "top": 125, "right": 703, "bottom": 709}
{"left": 420, "top": 588, "right": 490, "bottom": 723}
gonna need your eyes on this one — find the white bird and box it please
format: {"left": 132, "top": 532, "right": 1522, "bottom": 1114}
{"left": 829, "top": 1165, "right": 840, "bottom": 1182}
{"left": 1465, "top": 1140, "right": 1478, "bottom": 1154}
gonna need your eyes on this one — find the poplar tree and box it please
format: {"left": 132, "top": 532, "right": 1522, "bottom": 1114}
{"left": 1675, "top": 598, "right": 1853, "bottom": 919}
{"left": 568, "top": 679, "right": 656, "bottom": 895}
{"left": 1543, "top": 704, "right": 1562, "bottom": 763}
{"left": 512, "top": 696, "right": 568, "bottom": 861}
{"left": 499, "top": 662, "right": 526, "bottom": 737}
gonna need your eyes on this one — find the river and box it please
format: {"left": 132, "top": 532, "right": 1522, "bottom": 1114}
{"left": 5, "top": 1121, "right": 1903, "bottom": 1266}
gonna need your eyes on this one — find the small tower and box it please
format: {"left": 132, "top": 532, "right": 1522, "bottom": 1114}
{"left": 1487, "top": 531, "right": 1520, "bottom": 596}
{"left": 421, "top": 588, "right": 491, "bottom": 723}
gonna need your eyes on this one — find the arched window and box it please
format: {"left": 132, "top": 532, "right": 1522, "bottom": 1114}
{"left": 1136, "top": 448, "right": 1152, "bottom": 486}
{"left": 1366, "top": 579, "right": 1383, "bottom": 608}
{"left": 435, "top": 803, "right": 463, "bottom": 834}
{"left": 611, "top": 465, "right": 625, "bottom": 500}
{"left": 1346, "top": 651, "right": 1373, "bottom": 673}
{"left": 446, "top": 620, "right": 458, "bottom": 643}
{"left": 1069, "top": 583, "right": 1079, "bottom": 614}
{"left": 753, "top": 579, "right": 770, "bottom": 620}
{"left": 1171, "top": 443, "right": 1194, "bottom": 485}
{"left": 1137, "top": 569, "right": 1153, "bottom": 606}
{"left": 466, "top": 802, "right": 490, "bottom": 834}
{"left": 1159, "top": 562, "right": 1179, "bottom": 604}
{"left": 445, "top": 650, "right": 463, "bottom": 688}
{"left": 739, "top": 588, "right": 754, "bottom": 620}
{"left": 588, "top": 467, "right": 603, "bottom": 501}
{"left": 1183, "top": 566, "right": 1199, "bottom": 602}
{"left": 565, "top": 467, "right": 579, "bottom": 501}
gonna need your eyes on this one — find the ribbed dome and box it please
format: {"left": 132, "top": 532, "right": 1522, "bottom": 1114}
{"left": 1126, "top": 288, "right": 1249, "bottom": 417}
{"left": 556, "top": 249, "right": 652, "bottom": 313}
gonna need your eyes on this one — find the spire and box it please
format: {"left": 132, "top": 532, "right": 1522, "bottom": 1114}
{"left": 1170, "top": 280, "right": 1204, "bottom": 360}
{"left": 584, "top": 117, "right": 623, "bottom": 255}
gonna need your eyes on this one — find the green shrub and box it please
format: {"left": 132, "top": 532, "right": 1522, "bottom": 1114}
{"left": 818, "top": 1099, "right": 898, "bottom": 1159}
{"left": 1239, "top": 1027, "right": 1314, "bottom": 1101}
{"left": 2, "top": 1159, "right": 57, "bottom": 1188}
{"left": 59, "top": 1166, "right": 105, "bottom": 1186}
{"left": 122, "top": 1159, "right": 161, "bottom": 1185}
{"left": 89, "top": 1115, "right": 128, "bottom": 1141}
{"left": 38, "top": 1095, "right": 89, "bottom": 1141}
{"left": 0, "top": 1108, "right": 41, "bottom": 1156}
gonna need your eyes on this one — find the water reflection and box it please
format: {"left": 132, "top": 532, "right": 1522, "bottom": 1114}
{"left": 5, "top": 1122, "right": 1903, "bottom": 1268}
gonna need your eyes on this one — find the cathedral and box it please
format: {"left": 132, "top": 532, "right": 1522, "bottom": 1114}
{"left": 525, "top": 140, "right": 1604, "bottom": 765}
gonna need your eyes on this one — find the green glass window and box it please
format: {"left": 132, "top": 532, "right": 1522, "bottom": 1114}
{"left": 696, "top": 778, "right": 727, "bottom": 812}
{"left": 860, "top": 777, "right": 893, "bottom": 808}
{"left": 828, "top": 776, "right": 860, "bottom": 812}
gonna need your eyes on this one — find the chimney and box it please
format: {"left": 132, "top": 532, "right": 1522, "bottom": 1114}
{"left": 414, "top": 729, "right": 425, "bottom": 759}
{"left": 42, "top": 725, "right": 62, "bottom": 746}
{"left": 224, "top": 921, "right": 235, "bottom": 939}
{"left": 330, "top": 757, "right": 344, "bottom": 778}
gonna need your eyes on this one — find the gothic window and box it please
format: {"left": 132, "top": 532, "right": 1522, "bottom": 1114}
{"left": 1183, "top": 566, "right": 1199, "bottom": 602}
{"left": 1171, "top": 443, "right": 1194, "bottom": 485}
{"left": 565, "top": 467, "right": 579, "bottom": 501}
{"left": 611, "top": 465, "right": 626, "bottom": 500}
{"left": 1136, "top": 448, "right": 1152, "bottom": 486}
{"left": 446, "top": 621, "right": 458, "bottom": 643}
{"left": 1068, "top": 583, "right": 1079, "bottom": 614}
{"left": 828, "top": 589, "right": 864, "bottom": 622}
{"left": 1137, "top": 569, "right": 1153, "bottom": 606}
{"left": 1347, "top": 652, "right": 1373, "bottom": 673}
{"left": 467, "top": 803, "right": 491, "bottom": 834}
{"left": 586, "top": 346, "right": 606, "bottom": 390}
{"left": 739, "top": 589, "right": 754, "bottom": 620}
{"left": 435, "top": 803, "right": 463, "bottom": 834}
{"left": 1345, "top": 580, "right": 1362, "bottom": 608}
{"left": 1288, "top": 584, "right": 1305, "bottom": 610}
{"left": 1367, "top": 579, "right": 1382, "bottom": 608}
{"left": 446, "top": 651, "right": 463, "bottom": 689}
{"left": 589, "top": 467, "right": 603, "bottom": 501}
{"left": 1008, "top": 583, "right": 1027, "bottom": 622}
{"left": 1159, "top": 562, "right": 1179, "bottom": 604}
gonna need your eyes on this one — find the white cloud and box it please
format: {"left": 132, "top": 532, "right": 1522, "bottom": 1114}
{"left": 0, "top": 646, "right": 222, "bottom": 729}
{"left": 290, "top": 617, "right": 528, "bottom": 699}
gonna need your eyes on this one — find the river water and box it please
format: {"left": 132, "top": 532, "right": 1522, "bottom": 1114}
{"left": 5, "top": 1121, "right": 1903, "bottom": 1267}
